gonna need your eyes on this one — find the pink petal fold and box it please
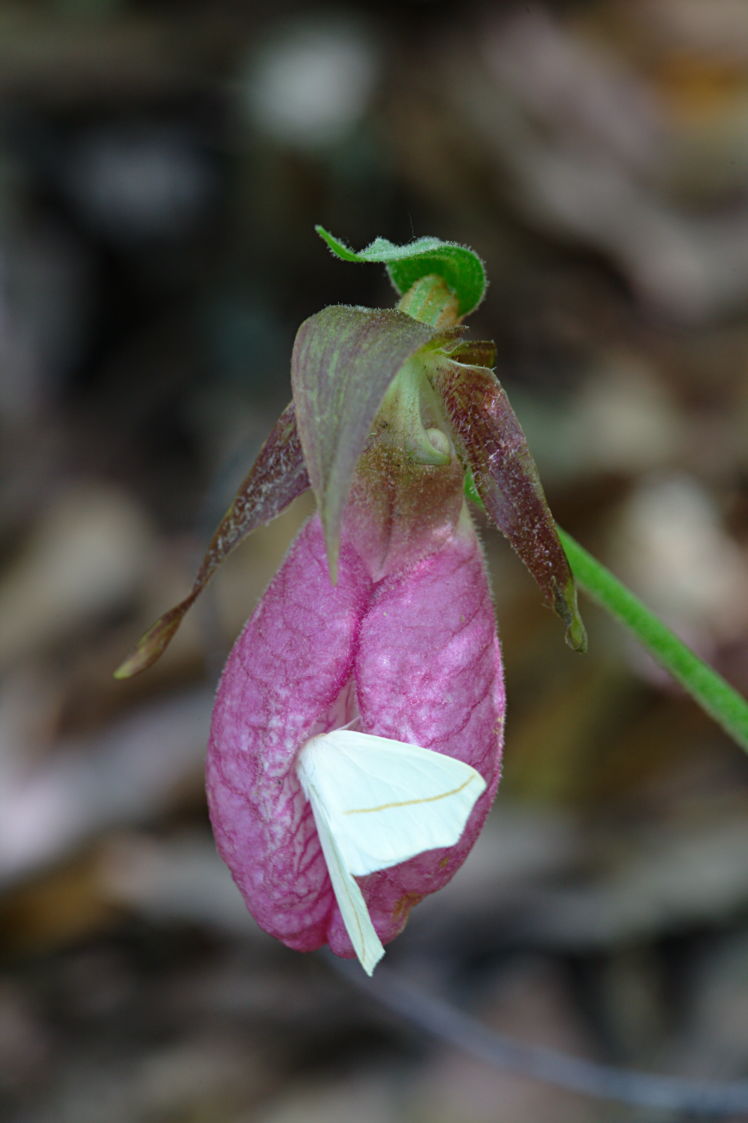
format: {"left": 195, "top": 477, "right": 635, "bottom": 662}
{"left": 207, "top": 509, "right": 504, "bottom": 957}
{"left": 207, "top": 519, "right": 370, "bottom": 949}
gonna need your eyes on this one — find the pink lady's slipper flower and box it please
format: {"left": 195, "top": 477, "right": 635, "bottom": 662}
{"left": 117, "top": 230, "right": 585, "bottom": 973}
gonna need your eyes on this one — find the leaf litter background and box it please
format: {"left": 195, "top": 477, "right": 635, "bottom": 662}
{"left": 1, "top": 1, "right": 748, "bottom": 1121}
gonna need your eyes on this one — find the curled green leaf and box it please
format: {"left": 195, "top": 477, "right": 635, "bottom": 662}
{"left": 315, "top": 225, "right": 487, "bottom": 316}
{"left": 115, "top": 402, "right": 309, "bottom": 678}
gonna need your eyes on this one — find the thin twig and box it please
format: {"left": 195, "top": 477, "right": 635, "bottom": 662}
{"left": 327, "top": 956, "right": 748, "bottom": 1118}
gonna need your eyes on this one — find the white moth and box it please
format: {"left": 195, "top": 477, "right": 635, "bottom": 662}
{"left": 297, "top": 730, "right": 487, "bottom": 975}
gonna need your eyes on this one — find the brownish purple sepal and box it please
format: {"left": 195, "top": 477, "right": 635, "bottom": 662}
{"left": 430, "top": 356, "right": 587, "bottom": 652}
{"left": 114, "top": 401, "right": 309, "bottom": 678}
{"left": 291, "top": 304, "right": 436, "bottom": 579}
{"left": 442, "top": 339, "right": 497, "bottom": 369}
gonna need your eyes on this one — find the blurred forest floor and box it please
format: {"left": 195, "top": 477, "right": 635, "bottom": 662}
{"left": 1, "top": 2, "right": 748, "bottom": 1121}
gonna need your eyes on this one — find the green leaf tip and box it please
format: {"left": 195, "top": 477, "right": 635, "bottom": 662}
{"left": 315, "top": 225, "right": 487, "bottom": 317}
{"left": 557, "top": 528, "right": 748, "bottom": 753}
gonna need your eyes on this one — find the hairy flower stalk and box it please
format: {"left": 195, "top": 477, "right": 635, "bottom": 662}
{"left": 116, "top": 229, "right": 585, "bottom": 973}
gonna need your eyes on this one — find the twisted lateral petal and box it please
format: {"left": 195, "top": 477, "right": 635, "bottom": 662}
{"left": 116, "top": 402, "right": 309, "bottom": 678}
{"left": 430, "top": 356, "right": 586, "bottom": 652}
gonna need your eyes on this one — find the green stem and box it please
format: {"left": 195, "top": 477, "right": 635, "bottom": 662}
{"left": 557, "top": 527, "right": 748, "bottom": 753}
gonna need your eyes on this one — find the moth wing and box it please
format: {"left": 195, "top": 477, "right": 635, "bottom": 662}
{"left": 300, "top": 731, "right": 486, "bottom": 877}
{"left": 305, "top": 786, "right": 384, "bottom": 976}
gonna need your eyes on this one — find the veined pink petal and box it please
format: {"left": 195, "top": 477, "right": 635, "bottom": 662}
{"left": 206, "top": 518, "right": 371, "bottom": 950}
{"left": 207, "top": 506, "right": 504, "bottom": 959}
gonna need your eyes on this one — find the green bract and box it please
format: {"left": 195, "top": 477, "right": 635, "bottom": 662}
{"left": 315, "top": 226, "right": 487, "bottom": 316}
